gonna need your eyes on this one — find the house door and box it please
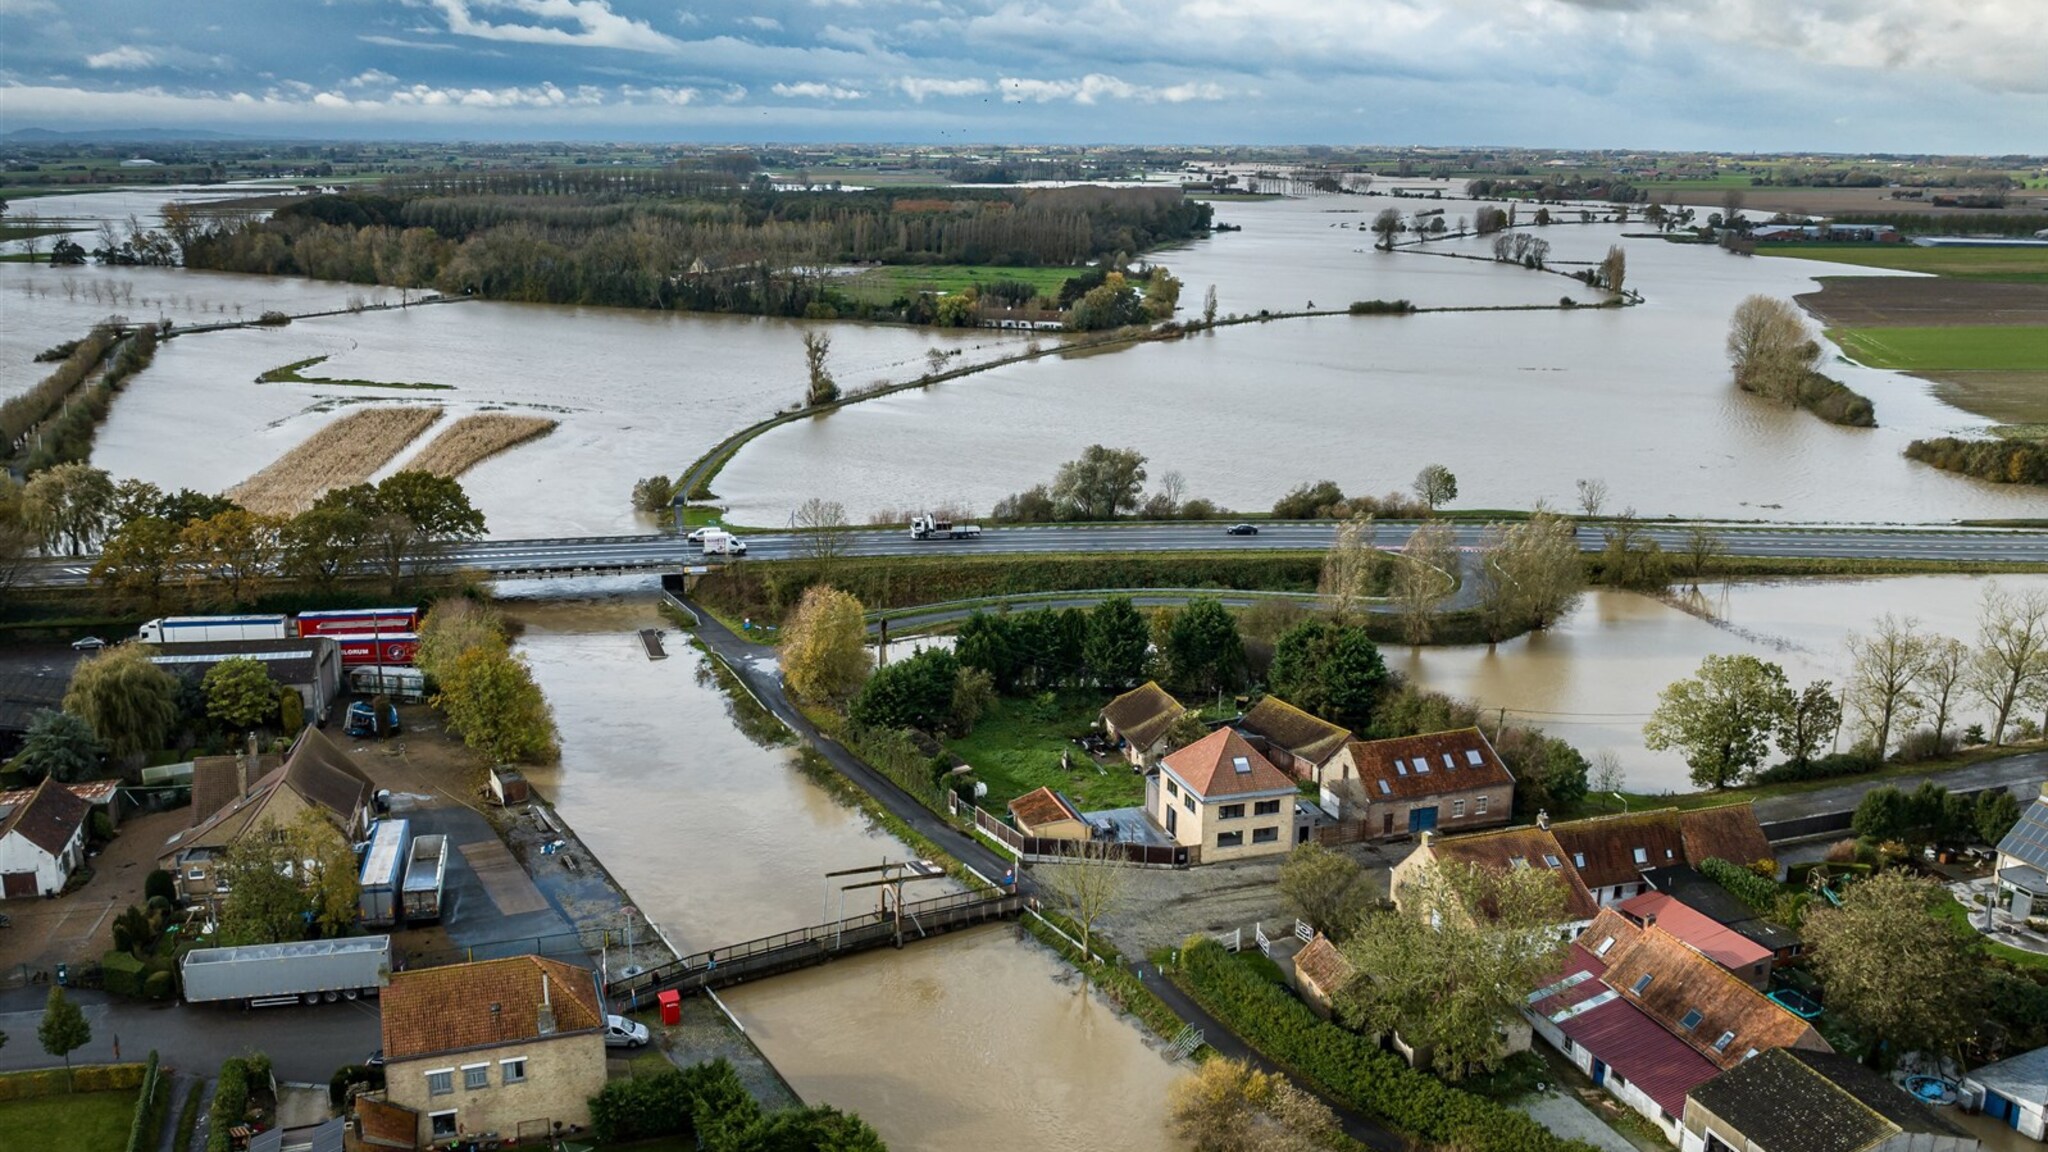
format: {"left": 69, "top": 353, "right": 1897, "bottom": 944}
{"left": 1984, "top": 1092, "right": 2013, "bottom": 1125}
{"left": 1381, "top": 812, "right": 1394, "bottom": 836}
{"left": 1409, "top": 807, "right": 1439, "bottom": 834}
{"left": 1591, "top": 1059, "right": 1607, "bottom": 1087}
{"left": 1166, "top": 807, "right": 1177, "bottom": 837}
{"left": 1297, "top": 824, "right": 1310, "bottom": 844}
{"left": 1, "top": 872, "right": 35, "bottom": 899}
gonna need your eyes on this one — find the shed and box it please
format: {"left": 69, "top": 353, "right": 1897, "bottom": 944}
{"left": 489, "top": 766, "right": 530, "bottom": 806}
{"left": 1008, "top": 787, "right": 1090, "bottom": 841}
{"left": 145, "top": 637, "right": 343, "bottom": 723}
{"left": 1965, "top": 1045, "right": 2048, "bottom": 1140}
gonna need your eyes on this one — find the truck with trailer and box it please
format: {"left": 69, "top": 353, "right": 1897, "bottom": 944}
{"left": 357, "top": 819, "right": 412, "bottom": 929}
{"left": 401, "top": 834, "right": 449, "bottom": 923}
{"left": 295, "top": 607, "right": 421, "bottom": 639}
{"left": 909, "top": 515, "right": 982, "bottom": 541}
{"left": 349, "top": 664, "right": 426, "bottom": 702}
{"left": 137, "top": 615, "right": 292, "bottom": 644}
{"left": 180, "top": 936, "right": 391, "bottom": 1008}
{"left": 699, "top": 529, "right": 747, "bottom": 556}
{"left": 331, "top": 633, "right": 420, "bottom": 667}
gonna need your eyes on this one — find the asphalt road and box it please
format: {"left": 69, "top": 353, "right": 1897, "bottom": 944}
{"left": 22, "top": 521, "right": 2048, "bottom": 588}
{"left": 0, "top": 985, "right": 381, "bottom": 1081}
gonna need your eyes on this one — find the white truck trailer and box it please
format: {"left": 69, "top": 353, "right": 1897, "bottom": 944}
{"left": 137, "top": 615, "right": 292, "bottom": 644}
{"left": 180, "top": 936, "right": 391, "bottom": 1008}
{"left": 909, "top": 515, "right": 982, "bottom": 540}
{"left": 401, "top": 834, "right": 449, "bottom": 923}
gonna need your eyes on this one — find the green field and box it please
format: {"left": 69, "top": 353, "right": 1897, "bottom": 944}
{"left": 945, "top": 691, "right": 1147, "bottom": 812}
{"left": 837, "top": 263, "right": 1079, "bottom": 304}
{"left": 0, "top": 1089, "right": 139, "bottom": 1152}
{"left": 1829, "top": 325, "right": 2048, "bottom": 372}
{"left": 1758, "top": 244, "right": 2048, "bottom": 283}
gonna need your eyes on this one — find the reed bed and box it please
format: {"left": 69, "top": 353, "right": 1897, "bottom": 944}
{"left": 230, "top": 406, "right": 443, "bottom": 515}
{"left": 402, "top": 413, "right": 559, "bottom": 478}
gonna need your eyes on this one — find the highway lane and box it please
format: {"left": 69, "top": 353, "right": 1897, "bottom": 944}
{"left": 19, "top": 521, "right": 2048, "bottom": 588}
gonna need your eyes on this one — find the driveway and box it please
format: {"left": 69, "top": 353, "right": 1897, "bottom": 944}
{"left": 0, "top": 986, "right": 379, "bottom": 1082}
{"left": 1752, "top": 750, "right": 2048, "bottom": 825}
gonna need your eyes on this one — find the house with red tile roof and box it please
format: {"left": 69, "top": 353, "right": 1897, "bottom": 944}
{"left": 1150, "top": 728, "right": 1302, "bottom": 862}
{"left": 1321, "top": 728, "right": 1515, "bottom": 840}
{"left": 1617, "top": 891, "right": 1774, "bottom": 988}
{"left": 1525, "top": 908, "right": 1829, "bottom": 1144}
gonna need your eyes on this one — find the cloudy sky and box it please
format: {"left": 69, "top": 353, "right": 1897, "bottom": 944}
{"left": 1, "top": 0, "right": 2042, "bottom": 150}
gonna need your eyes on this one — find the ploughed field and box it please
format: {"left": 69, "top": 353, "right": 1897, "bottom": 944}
{"left": 1794, "top": 275, "right": 2048, "bottom": 425}
{"left": 1794, "top": 276, "right": 2048, "bottom": 326}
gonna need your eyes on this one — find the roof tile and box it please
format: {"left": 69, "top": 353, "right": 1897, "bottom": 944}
{"left": 380, "top": 955, "right": 604, "bottom": 1061}
{"left": 1100, "top": 681, "right": 1184, "bottom": 751}
{"left": 1008, "top": 786, "right": 1083, "bottom": 831}
{"left": 0, "top": 777, "right": 91, "bottom": 856}
{"left": 1238, "top": 697, "right": 1351, "bottom": 765}
{"left": 1339, "top": 728, "right": 1513, "bottom": 803}
{"left": 1160, "top": 729, "right": 1295, "bottom": 799}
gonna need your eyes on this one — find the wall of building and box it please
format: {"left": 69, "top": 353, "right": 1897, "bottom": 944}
{"left": 0, "top": 827, "right": 80, "bottom": 897}
{"left": 1527, "top": 1010, "right": 1683, "bottom": 1146}
{"left": 1359, "top": 785, "right": 1511, "bottom": 839}
{"left": 388, "top": 1032, "right": 607, "bottom": 1145}
{"left": 1197, "top": 794, "right": 1294, "bottom": 863}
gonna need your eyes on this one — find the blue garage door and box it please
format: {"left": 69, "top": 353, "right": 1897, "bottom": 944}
{"left": 1409, "top": 807, "right": 1439, "bottom": 834}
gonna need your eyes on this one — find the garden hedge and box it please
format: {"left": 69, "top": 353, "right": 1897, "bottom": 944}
{"left": 0, "top": 1063, "right": 146, "bottom": 1100}
{"left": 1174, "top": 940, "right": 1598, "bottom": 1152}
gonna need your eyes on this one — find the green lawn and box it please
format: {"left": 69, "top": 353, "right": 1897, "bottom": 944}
{"left": 945, "top": 691, "right": 1146, "bottom": 812}
{"left": 1935, "top": 895, "right": 2048, "bottom": 972}
{"left": 1758, "top": 244, "right": 2048, "bottom": 283}
{"left": 837, "top": 264, "right": 1079, "bottom": 304}
{"left": 0, "top": 1089, "right": 139, "bottom": 1152}
{"left": 1829, "top": 325, "right": 2048, "bottom": 372}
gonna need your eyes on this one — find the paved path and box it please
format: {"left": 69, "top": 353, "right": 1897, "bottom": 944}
{"left": 1512, "top": 1092, "right": 1651, "bottom": 1152}
{"left": 0, "top": 987, "right": 377, "bottom": 1083}
{"left": 156, "top": 1072, "right": 202, "bottom": 1152}
{"left": 1750, "top": 750, "right": 2048, "bottom": 824}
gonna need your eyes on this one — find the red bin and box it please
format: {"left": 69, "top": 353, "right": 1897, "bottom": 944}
{"left": 658, "top": 989, "right": 681, "bottom": 1026}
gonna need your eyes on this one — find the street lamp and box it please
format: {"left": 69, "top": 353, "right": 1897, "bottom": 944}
{"left": 1613, "top": 791, "right": 1630, "bottom": 814}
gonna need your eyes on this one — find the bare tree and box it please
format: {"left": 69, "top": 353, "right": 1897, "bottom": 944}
{"left": 1682, "top": 526, "right": 1725, "bottom": 583}
{"left": 1969, "top": 583, "right": 2048, "bottom": 744}
{"left": 1845, "top": 614, "right": 1932, "bottom": 758}
{"left": 1392, "top": 520, "right": 1456, "bottom": 645}
{"left": 1921, "top": 637, "right": 1969, "bottom": 752}
{"left": 1721, "top": 188, "right": 1746, "bottom": 227}
{"left": 1727, "top": 295, "right": 1817, "bottom": 404}
{"left": 794, "top": 497, "right": 849, "bottom": 571}
{"left": 1412, "top": 464, "right": 1457, "bottom": 511}
{"left": 1600, "top": 245, "right": 1627, "bottom": 294}
{"left": 1590, "top": 750, "right": 1626, "bottom": 797}
{"left": 1039, "top": 839, "right": 1133, "bottom": 979}
{"left": 1574, "top": 478, "right": 1608, "bottom": 520}
{"left": 801, "top": 329, "right": 838, "bottom": 406}
{"left": 16, "top": 210, "right": 45, "bottom": 263}
{"left": 1319, "top": 513, "right": 1380, "bottom": 623}
{"left": 1202, "top": 283, "right": 1218, "bottom": 326}
{"left": 924, "top": 347, "right": 948, "bottom": 378}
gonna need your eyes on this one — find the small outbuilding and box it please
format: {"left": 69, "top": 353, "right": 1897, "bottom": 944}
{"left": 0, "top": 777, "right": 93, "bottom": 898}
{"left": 1687, "top": 1047, "right": 1977, "bottom": 1152}
{"left": 1964, "top": 1045, "right": 2048, "bottom": 1141}
{"left": 145, "top": 637, "right": 343, "bottom": 724}
{"left": 1100, "top": 681, "right": 1185, "bottom": 769}
{"left": 1008, "top": 787, "right": 1090, "bottom": 841}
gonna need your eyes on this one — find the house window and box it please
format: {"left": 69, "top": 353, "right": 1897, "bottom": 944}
{"left": 1630, "top": 974, "right": 1653, "bottom": 995}
{"left": 1476, "top": 796, "right": 1488, "bottom": 815}
{"left": 1610, "top": 1072, "right": 1628, "bottom": 1091}
{"left": 1255, "top": 799, "right": 1281, "bottom": 816}
{"left": 463, "top": 1064, "right": 489, "bottom": 1090}
{"left": 1679, "top": 1009, "right": 1704, "bottom": 1031}
{"left": 500, "top": 1058, "right": 527, "bottom": 1085}
{"left": 1219, "top": 804, "right": 1245, "bottom": 820}
{"left": 1713, "top": 1031, "right": 1736, "bottom": 1053}
{"left": 1543, "top": 854, "right": 1561, "bottom": 869}
{"left": 1465, "top": 749, "right": 1484, "bottom": 766}
{"left": 1182, "top": 796, "right": 1195, "bottom": 814}
{"left": 1377, "top": 780, "right": 1391, "bottom": 796}
{"left": 1573, "top": 853, "right": 1586, "bottom": 868}
{"left": 1632, "top": 847, "right": 1649, "bottom": 865}
{"left": 1167, "top": 779, "right": 1180, "bottom": 798}
{"left": 1452, "top": 799, "right": 1466, "bottom": 817}
{"left": 426, "top": 1070, "right": 454, "bottom": 1097}
{"left": 1595, "top": 935, "right": 1616, "bottom": 957}
{"left": 185, "top": 867, "right": 205, "bottom": 881}
{"left": 1253, "top": 827, "right": 1279, "bottom": 844}
{"left": 1217, "top": 831, "right": 1243, "bottom": 848}
{"left": 430, "top": 1111, "right": 458, "bottom": 1139}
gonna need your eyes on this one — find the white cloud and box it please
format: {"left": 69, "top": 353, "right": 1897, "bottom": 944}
{"left": 998, "top": 74, "right": 1223, "bottom": 104}
{"left": 85, "top": 46, "right": 155, "bottom": 71}
{"left": 742, "top": 16, "right": 781, "bottom": 31}
{"left": 431, "top": 0, "right": 682, "bottom": 54}
{"left": 772, "top": 81, "right": 864, "bottom": 99}
{"left": 357, "top": 34, "right": 460, "bottom": 51}
{"left": 898, "top": 76, "right": 990, "bottom": 101}
{"left": 346, "top": 69, "right": 398, "bottom": 88}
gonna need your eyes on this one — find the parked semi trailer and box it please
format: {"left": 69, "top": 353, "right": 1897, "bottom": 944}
{"left": 180, "top": 936, "right": 391, "bottom": 1008}
{"left": 137, "top": 615, "right": 291, "bottom": 644}
{"left": 358, "top": 819, "right": 412, "bottom": 929}
{"left": 401, "top": 834, "right": 448, "bottom": 923}
{"left": 294, "top": 607, "right": 420, "bottom": 638}
{"left": 331, "top": 632, "right": 421, "bottom": 667}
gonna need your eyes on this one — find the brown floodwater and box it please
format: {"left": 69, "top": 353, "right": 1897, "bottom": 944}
{"left": 505, "top": 596, "right": 1187, "bottom": 1150}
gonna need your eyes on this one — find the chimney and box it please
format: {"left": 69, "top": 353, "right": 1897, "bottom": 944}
{"left": 536, "top": 971, "right": 556, "bottom": 1036}
{"left": 1537, "top": 809, "right": 1550, "bottom": 831}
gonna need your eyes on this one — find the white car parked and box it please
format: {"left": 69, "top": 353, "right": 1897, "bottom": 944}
{"left": 604, "top": 1014, "right": 650, "bottom": 1048}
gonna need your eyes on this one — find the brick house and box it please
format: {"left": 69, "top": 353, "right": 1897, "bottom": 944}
{"left": 1100, "top": 681, "right": 1185, "bottom": 769}
{"left": 1150, "top": 729, "right": 1301, "bottom": 862}
{"left": 1320, "top": 728, "right": 1514, "bottom": 838}
{"left": 158, "top": 727, "right": 373, "bottom": 903}
{"left": 378, "top": 955, "right": 608, "bottom": 1147}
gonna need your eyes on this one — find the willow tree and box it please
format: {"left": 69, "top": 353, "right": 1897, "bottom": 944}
{"left": 63, "top": 644, "right": 180, "bottom": 761}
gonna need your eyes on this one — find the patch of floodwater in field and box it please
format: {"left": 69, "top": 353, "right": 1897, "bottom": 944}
{"left": 508, "top": 597, "right": 1186, "bottom": 1151}
{"left": 1404, "top": 574, "right": 2048, "bottom": 793}
{"left": 89, "top": 300, "right": 1029, "bottom": 537}
{"left": 718, "top": 195, "right": 2030, "bottom": 525}
{"left": 0, "top": 261, "right": 385, "bottom": 400}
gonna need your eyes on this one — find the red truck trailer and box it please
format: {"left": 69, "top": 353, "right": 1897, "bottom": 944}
{"left": 331, "top": 632, "right": 420, "bottom": 667}
{"left": 294, "top": 608, "right": 421, "bottom": 638}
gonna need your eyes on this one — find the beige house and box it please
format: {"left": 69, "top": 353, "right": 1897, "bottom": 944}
{"left": 1100, "top": 681, "right": 1184, "bottom": 769}
{"left": 1321, "top": 728, "right": 1514, "bottom": 839}
{"left": 1683, "top": 1047, "right": 1977, "bottom": 1152}
{"left": 1008, "top": 786, "right": 1090, "bottom": 841}
{"left": 379, "top": 955, "right": 609, "bottom": 1148}
{"left": 158, "top": 727, "right": 372, "bottom": 903}
{"left": 1151, "top": 729, "right": 1300, "bottom": 862}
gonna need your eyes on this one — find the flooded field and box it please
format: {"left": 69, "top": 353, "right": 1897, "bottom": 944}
{"left": 1406, "top": 574, "right": 2048, "bottom": 793}
{"left": 506, "top": 596, "right": 1187, "bottom": 1150}
{"left": 90, "top": 302, "right": 1027, "bottom": 538}
{"left": 718, "top": 196, "right": 2029, "bottom": 525}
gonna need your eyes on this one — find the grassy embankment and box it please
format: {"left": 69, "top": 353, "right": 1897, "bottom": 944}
{"left": 1759, "top": 244, "right": 2048, "bottom": 284}
{"left": 257, "top": 354, "right": 453, "bottom": 390}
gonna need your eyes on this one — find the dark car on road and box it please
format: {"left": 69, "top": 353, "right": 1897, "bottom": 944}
{"left": 1224, "top": 524, "right": 1259, "bottom": 536}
